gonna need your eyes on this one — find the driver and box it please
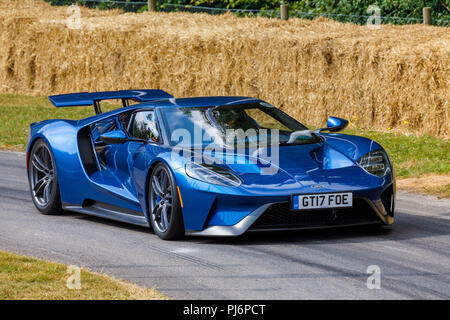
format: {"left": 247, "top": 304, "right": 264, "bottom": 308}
{"left": 214, "top": 108, "right": 259, "bottom": 131}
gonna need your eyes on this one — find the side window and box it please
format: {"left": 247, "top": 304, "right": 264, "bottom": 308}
{"left": 132, "top": 111, "right": 160, "bottom": 142}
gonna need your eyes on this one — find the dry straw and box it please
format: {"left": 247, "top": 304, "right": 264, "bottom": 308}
{"left": 0, "top": 0, "right": 448, "bottom": 137}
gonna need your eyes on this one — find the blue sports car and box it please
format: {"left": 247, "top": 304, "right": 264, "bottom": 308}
{"left": 27, "top": 89, "right": 395, "bottom": 240}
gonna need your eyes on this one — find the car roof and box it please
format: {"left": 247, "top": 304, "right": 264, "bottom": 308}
{"left": 140, "top": 96, "right": 262, "bottom": 108}
{"left": 76, "top": 96, "right": 264, "bottom": 128}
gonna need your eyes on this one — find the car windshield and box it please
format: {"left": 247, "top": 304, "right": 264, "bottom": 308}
{"left": 161, "top": 102, "right": 322, "bottom": 149}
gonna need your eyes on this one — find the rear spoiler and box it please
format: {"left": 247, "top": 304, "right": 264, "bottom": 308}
{"left": 48, "top": 89, "right": 173, "bottom": 114}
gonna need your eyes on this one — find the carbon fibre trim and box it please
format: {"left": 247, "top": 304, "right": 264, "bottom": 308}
{"left": 186, "top": 196, "right": 391, "bottom": 237}
{"left": 185, "top": 203, "right": 275, "bottom": 237}
{"left": 62, "top": 202, "right": 149, "bottom": 227}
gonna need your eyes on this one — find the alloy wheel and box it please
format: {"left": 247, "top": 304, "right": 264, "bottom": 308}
{"left": 30, "top": 144, "right": 55, "bottom": 207}
{"left": 150, "top": 166, "right": 173, "bottom": 233}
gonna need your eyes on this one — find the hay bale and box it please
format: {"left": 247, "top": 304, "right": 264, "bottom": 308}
{"left": 0, "top": 0, "right": 448, "bottom": 137}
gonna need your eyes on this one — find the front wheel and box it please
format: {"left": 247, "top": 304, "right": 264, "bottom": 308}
{"left": 28, "top": 139, "right": 62, "bottom": 215}
{"left": 148, "top": 163, "right": 184, "bottom": 240}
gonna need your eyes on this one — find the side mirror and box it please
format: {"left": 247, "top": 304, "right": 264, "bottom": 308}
{"left": 100, "top": 130, "right": 128, "bottom": 144}
{"left": 317, "top": 116, "right": 349, "bottom": 133}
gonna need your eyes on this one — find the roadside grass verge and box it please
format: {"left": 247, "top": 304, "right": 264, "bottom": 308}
{"left": 0, "top": 94, "right": 448, "bottom": 196}
{"left": 0, "top": 250, "right": 168, "bottom": 300}
{"left": 395, "top": 174, "right": 450, "bottom": 198}
{"left": 0, "top": 94, "right": 117, "bottom": 150}
{"left": 340, "top": 128, "right": 449, "bottom": 179}
{"left": 341, "top": 128, "right": 449, "bottom": 198}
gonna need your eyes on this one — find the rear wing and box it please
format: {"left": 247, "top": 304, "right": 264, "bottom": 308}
{"left": 48, "top": 89, "right": 173, "bottom": 114}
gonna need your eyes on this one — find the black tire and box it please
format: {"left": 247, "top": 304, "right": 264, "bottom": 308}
{"left": 28, "top": 139, "right": 62, "bottom": 215}
{"left": 148, "top": 163, "right": 185, "bottom": 240}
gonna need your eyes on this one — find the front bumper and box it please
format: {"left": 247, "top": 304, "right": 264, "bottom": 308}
{"left": 186, "top": 184, "right": 394, "bottom": 237}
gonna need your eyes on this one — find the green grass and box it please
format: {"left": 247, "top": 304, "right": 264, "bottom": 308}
{"left": 0, "top": 94, "right": 117, "bottom": 150}
{"left": 341, "top": 128, "right": 449, "bottom": 178}
{"left": 0, "top": 251, "right": 168, "bottom": 300}
{"left": 0, "top": 94, "right": 448, "bottom": 179}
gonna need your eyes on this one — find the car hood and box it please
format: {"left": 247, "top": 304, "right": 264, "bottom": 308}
{"left": 198, "top": 136, "right": 386, "bottom": 195}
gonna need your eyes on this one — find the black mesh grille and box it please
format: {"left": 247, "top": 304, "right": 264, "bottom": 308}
{"left": 250, "top": 198, "right": 380, "bottom": 230}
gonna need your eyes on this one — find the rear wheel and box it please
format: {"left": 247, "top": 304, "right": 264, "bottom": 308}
{"left": 148, "top": 163, "right": 184, "bottom": 240}
{"left": 28, "top": 139, "right": 62, "bottom": 215}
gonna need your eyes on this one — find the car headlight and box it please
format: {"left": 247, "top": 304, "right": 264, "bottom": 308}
{"left": 357, "top": 150, "right": 391, "bottom": 177}
{"left": 185, "top": 162, "right": 242, "bottom": 187}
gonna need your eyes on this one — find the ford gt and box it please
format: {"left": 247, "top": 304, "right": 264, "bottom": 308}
{"left": 27, "top": 89, "right": 395, "bottom": 240}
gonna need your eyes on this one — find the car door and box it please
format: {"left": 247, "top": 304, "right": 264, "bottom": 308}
{"left": 112, "top": 109, "right": 162, "bottom": 196}
{"left": 90, "top": 117, "right": 119, "bottom": 170}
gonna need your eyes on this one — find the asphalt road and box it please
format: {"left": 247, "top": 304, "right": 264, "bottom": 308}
{"left": 1, "top": 150, "right": 449, "bottom": 299}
